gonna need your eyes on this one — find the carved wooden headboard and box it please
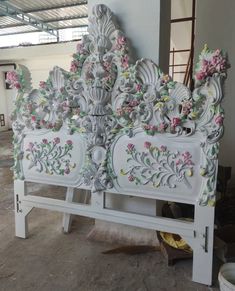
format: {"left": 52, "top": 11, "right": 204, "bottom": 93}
{"left": 9, "top": 4, "right": 229, "bottom": 285}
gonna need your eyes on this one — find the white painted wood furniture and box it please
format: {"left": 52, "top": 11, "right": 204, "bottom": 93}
{"left": 10, "top": 4, "right": 229, "bottom": 286}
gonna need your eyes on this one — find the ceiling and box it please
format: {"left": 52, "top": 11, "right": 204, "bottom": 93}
{"left": 0, "top": 0, "right": 88, "bottom": 37}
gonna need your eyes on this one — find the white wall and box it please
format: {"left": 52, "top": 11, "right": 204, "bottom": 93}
{"left": 195, "top": 0, "right": 235, "bottom": 185}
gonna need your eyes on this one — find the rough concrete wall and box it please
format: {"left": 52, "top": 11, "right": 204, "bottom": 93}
{"left": 194, "top": 0, "right": 235, "bottom": 186}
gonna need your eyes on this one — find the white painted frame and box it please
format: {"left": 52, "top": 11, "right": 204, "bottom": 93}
{"left": 14, "top": 179, "right": 214, "bottom": 285}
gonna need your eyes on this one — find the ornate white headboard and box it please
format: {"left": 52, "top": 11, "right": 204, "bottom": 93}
{"left": 9, "top": 4, "right": 229, "bottom": 286}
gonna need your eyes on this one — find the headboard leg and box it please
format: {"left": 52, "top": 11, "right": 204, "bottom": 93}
{"left": 91, "top": 191, "right": 104, "bottom": 210}
{"left": 62, "top": 187, "right": 75, "bottom": 233}
{"left": 192, "top": 204, "right": 215, "bottom": 286}
{"left": 14, "top": 180, "right": 32, "bottom": 238}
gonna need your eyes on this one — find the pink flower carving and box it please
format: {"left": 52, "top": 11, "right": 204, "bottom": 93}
{"left": 195, "top": 72, "right": 206, "bottom": 81}
{"left": 128, "top": 175, "right": 135, "bottom": 182}
{"left": 42, "top": 139, "right": 48, "bottom": 144}
{"left": 150, "top": 125, "right": 158, "bottom": 131}
{"left": 176, "top": 159, "right": 183, "bottom": 166}
{"left": 6, "top": 71, "right": 18, "bottom": 83}
{"left": 181, "top": 100, "right": 192, "bottom": 115}
{"left": 171, "top": 117, "right": 181, "bottom": 127}
{"left": 129, "top": 100, "right": 139, "bottom": 107}
{"left": 39, "top": 81, "right": 46, "bottom": 89}
{"left": 121, "top": 55, "right": 129, "bottom": 69}
{"left": 6, "top": 71, "right": 22, "bottom": 90}
{"left": 28, "top": 142, "right": 34, "bottom": 150}
{"left": 144, "top": 142, "right": 151, "bottom": 149}
{"left": 53, "top": 137, "right": 60, "bottom": 144}
{"left": 127, "top": 143, "right": 135, "bottom": 151}
{"left": 31, "top": 115, "right": 36, "bottom": 122}
{"left": 70, "top": 60, "right": 79, "bottom": 73}
{"left": 117, "top": 36, "right": 126, "bottom": 46}
{"left": 66, "top": 140, "right": 73, "bottom": 145}
{"left": 159, "top": 123, "right": 166, "bottom": 132}
{"left": 182, "top": 151, "right": 194, "bottom": 166}
{"left": 116, "top": 108, "right": 124, "bottom": 116}
{"left": 144, "top": 124, "right": 151, "bottom": 130}
{"left": 103, "top": 61, "right": 112, "bottom": 71}
{"left": 15, "top": 82, "right": 21, "bottom": 89}
{"left": 215, "top": 115, "right": 224, "bottom": 126}
{"left": 136, "top": 84, "right": 142, "bottom": 92}
{"left": 65, "top": 168, "right": 70, "bottom": 175}
{"left": 195, "top": 47, "right": 229, "bottom": 82}
{"left": 160, "top": 145, "right": 167, "bottom": 152}
{"left": 124, "top": 106, "right": 133, "bottom": 113}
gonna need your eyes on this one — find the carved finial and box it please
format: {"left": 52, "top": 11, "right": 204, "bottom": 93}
{"left": 92, "top": 4, "right": 110, "bottom": 19}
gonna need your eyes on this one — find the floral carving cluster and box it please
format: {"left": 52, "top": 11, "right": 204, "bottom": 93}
{"left": 115, "top": 65, "right": 178, "bottom": 134}
{"left": 25, "top": 138, "right": 76, "bottom": 175}
{"left": 195, "top": 44, "right": 229, "bottom": 84}
{"left": 113, "top": 35, "right": 130, "bottom": 70}
{"left": 6, "top": 67, "right": 27, "bottom": 92}
{"left": 120, "top": 142, "right": 194, "bottom": 189}
{"left": 70, "top": 40, "right": 90, "bottom": 75}
{"left": 113, "top": 45, "right": 229, "bottom": 139}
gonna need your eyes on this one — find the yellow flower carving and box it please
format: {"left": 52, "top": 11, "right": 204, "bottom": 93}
{"left": 120, "top": 169, "right": 126, "bottom": 176}
{"left": 208, "top": 199, "right": 215, "bottom": 207}
{"left": 186, "top": 169, "right": 193, "bottom": 177}
{"left": 200, "top": 168, "right": 207, "bottom": 176}
{"left": 155, "top": 102, "right": 164, "bottom": 110}
{"left": 190, "top": 112, "right": 198, "bottom": 119}
{"left": 162, "top": 96, "right": 170, "bottom": 102}
{"left": 121, "top": 72, "right": 129, "bottom": 78}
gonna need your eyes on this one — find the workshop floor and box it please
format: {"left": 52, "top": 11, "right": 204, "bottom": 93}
{"left": 0, "top": 130, "right": 220, "bottom": 291}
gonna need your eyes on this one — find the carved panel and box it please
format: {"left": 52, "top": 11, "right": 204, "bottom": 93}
{"left": 110, "top": 130, "right": 203, "bottom": 204}
{"left": 21, "top": 130, "right": 86, "bottom": 187}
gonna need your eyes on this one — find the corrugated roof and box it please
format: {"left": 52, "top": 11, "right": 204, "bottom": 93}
{"left": 0, "top": 0, "right": 88, "bottom": 37}
{"left": 7, "top": 0, "right": 87, "bottom": 11}
{"left": 0, "top": 26, "right": 37, "bottom": 36}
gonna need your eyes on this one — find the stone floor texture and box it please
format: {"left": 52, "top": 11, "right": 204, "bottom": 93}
{"left": 0, "top": 130, "right": 220, "bottom": 291}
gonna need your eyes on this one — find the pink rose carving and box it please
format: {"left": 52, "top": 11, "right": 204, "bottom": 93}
{"left": 53, "top": 137, "right": 60, "bottom": 144}
{"left": 215, "top": 115, "right": 224, "bottom": 126}
{"left": 144, "top": 142, "right": 151, "bottom": 149}
{"left": 171, "top": 117, "right": 181, "bottom": 127}
{"left": 127, "top": 143, "right": 135, "bottom": 151}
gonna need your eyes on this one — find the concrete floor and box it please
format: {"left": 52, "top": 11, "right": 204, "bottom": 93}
{"left": 0, "top": 130, "right": 220, "bottom": 291}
